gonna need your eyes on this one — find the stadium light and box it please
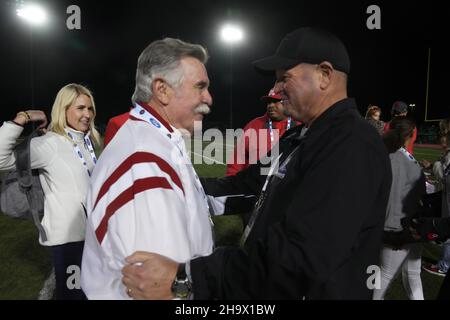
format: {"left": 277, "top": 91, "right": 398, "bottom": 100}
{"left": 16, "top": 4, "right": 48, "bottom": 26}
{"left": 221, "top": 24, "right": 244, "bottom": 44}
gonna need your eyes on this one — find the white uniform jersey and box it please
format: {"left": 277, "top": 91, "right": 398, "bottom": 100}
{"left": 81, "top": 104, "right": 214, "bottom": 299}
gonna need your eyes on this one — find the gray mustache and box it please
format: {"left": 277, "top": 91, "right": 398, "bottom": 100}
{"left": 194, "top": 104, "right": 211, "bottom": 115}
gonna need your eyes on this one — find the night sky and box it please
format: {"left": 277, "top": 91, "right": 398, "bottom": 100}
{"left": 0, "top": 0, "right": 442, "bottom": 133}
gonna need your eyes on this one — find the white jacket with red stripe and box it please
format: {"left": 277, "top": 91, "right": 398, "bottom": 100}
{"left": 81, "top": 105, "right": 214, "bottom": 299}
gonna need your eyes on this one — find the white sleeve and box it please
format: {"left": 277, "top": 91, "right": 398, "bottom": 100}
{"left": 0, "top": 121, "right": 24, "bottom": 170}
{"left": 0, "top": 121, "right": 56, "bottom": 171}
{"left": 29, "top": 135, "right": 57, "bottom": 169}
{"left": 207, "top": 195, "right": 227, "bottom": 216}
{"left": 81, "top": 163, "right": 188, "bottom": 300}
{"left": 433, "top": 152, "right": 450, "bottom": 182}
{"left": 433, "top": 161, "right": 444, "bottom": 181}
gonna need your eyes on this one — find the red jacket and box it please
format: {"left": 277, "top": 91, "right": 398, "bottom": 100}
{"left": 226, "top": 114, "right": 300, "bottom": 176}
{"left": 104, "top": 112, "right": 130, "bottom": 146}
{"left": 383, "top": 121, "right": 417, "bottom": 155}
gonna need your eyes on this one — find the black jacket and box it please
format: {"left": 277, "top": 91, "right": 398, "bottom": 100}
{"left": 192, "top": 98, "right": 392, "bottom": 299}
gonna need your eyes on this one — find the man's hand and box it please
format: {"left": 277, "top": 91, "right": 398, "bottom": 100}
{"left": 401, "top": 217, "right": 444, "bottom": 242}
{"left": 122, "top": 251, "right": 178, "bottom": 300}
{"left": 421, "top": 159, "right": 432, "bottom": 169}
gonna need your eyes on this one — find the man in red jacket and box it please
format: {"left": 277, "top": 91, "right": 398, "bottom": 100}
{"left": 226, "top": 88, "right": 300, "bottom": 176}
{"left": 103, "top": 112, "right": 129, "bottom": 146}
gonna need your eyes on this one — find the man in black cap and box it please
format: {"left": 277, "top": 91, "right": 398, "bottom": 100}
{"left": 121, "top": 27, "right": 392, "bottom": 299}
{"left": 384, "top": 101, "right": 417, "bottom": 154}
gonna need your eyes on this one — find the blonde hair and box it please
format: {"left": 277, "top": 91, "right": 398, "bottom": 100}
{"left": 48, "top": 83, "right": 101, "bottom": 147}
{"left": 365, "top": 105, "right": 381, "bottom": 119}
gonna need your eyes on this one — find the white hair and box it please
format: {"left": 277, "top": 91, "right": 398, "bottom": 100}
{"left": 131, "top": 38, "right": 208, "bottom": 105}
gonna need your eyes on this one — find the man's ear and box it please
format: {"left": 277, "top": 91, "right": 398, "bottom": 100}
{"left": 152, "top": 79, "right": 172, "bottom": 105}
{"left": 317, "top": 62, "right": 334, "bottom": 90}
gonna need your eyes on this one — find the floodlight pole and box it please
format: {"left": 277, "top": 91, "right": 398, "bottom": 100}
{"left": 229, "top": 44, "right": 233, "bottom": 129}
{"left": 221, "top": 24, "right": 243, "bottom": 130}
{"left": 29, "top": 26, "right": 34, "bottom": 108}
{"left": 16, "top": 4, "right": 48, "bottom": 108}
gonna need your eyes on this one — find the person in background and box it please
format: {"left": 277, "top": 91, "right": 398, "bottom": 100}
{"left": 226, "top": 88, "right": 300, "bottom": 176}
{"left": 224, "top": 88, "right": 300, "bottom": 223}
{"left": 421, "top": 118, "right": 450, "bottom": 277}
{"left": 403, "top": 216, "right": 450, "bottom": 299}
{"left": 373, "top": 117, "right": 425, "bottom": 300}
{"left": 365, "top": 105, "right": 384, "bottom": 136}
{"left": 384, "top": 101, "right": 417, "bottom": 154}
{"left": 0, "top": 83, "right": 101, "bottom": 299}
{"left": 103, "top": 112, "right": 129, "bottom": 147}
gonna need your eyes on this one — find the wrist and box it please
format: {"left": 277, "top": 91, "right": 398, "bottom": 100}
{"left": 14, "top": 111, "right": 31, "bottom": 126}
{"left": 11, "top": 120, "right": 25, "bottom": 127}
{"left": 171, "top": 263, "right": 192, "bottom": 299}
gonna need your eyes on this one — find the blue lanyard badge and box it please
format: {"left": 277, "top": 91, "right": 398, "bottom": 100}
{"left": 65, "top": 129, "right": 97, "bottom": 176}
{"left": 268, "top": 117, "right": 291, "bottom": 143}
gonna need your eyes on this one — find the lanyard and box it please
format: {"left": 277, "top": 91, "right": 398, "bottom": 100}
{"left": 130, "top": 104, "right": 171, "bottom": 135}
{"left": 130, "top": 104, "right": 184, "bottom": 157}
{"left": 240, "top": 143, "right": 302, "bottom": 246}
{"left": 399, "top": 147, "right": 418, "bottom": 165}
{"left": 65, "top": 129, "right": 97, "bottom": 177}
{"left": 268, "top": 117, "right": 292, "bottom": 143}
{"left": 130, "top": 104, "right": 215, "bottom": 230}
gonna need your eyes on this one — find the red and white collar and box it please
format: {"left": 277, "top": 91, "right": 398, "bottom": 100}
{"left": 130, "top": 102, "right": 174, "bottom": 133}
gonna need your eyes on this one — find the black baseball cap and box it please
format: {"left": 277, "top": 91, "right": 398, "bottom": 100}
{"left": 253, "top": 27, "right": 350, "bottom": 74}
{"left": 391, "top": 101, "right": 408, "bottom": 114}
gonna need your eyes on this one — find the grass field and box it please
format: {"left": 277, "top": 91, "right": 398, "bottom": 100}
{"left": 0, "top": 146, "right": 445, "bottom": 299}
{"left": 414, "top": 148, "right": 443, "bottom": 164}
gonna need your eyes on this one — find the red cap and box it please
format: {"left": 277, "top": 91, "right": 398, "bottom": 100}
{"left": 427, "top": 233, "right": 439, "bottom": 241}
{"left": 260, "top": 88, "right": 282, "bottom": 101}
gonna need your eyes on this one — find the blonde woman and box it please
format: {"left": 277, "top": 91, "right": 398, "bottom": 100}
{"left": 0, "top": 83, "right": 101, "bottom": 299}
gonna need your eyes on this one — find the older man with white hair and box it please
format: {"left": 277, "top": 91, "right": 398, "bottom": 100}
{"left": 80, "top": 38, "right": 214, "bottom": 299}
